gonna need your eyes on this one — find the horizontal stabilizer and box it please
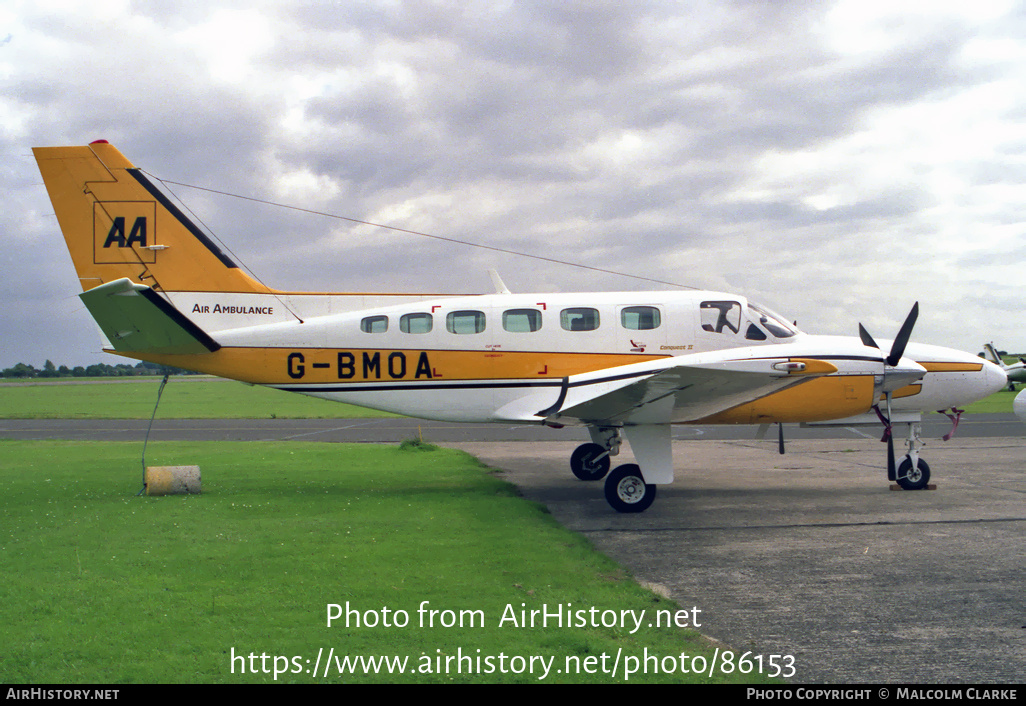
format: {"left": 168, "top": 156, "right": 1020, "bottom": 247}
{"left": 79, "top": 278, "right": 220, "bottom": 355}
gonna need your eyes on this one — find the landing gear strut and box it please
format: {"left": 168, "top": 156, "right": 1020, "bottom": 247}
{"left": 895, "top": 421, "right": 931, "bottom": 490}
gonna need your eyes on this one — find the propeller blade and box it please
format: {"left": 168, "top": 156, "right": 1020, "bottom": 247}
{"left": 778, "top": 423, "right": 785, "bottom": 455}
{"left": 886, "top": 302, "right": 919, "bottom": 367}
{"left": 858, "top": 323, "right": 878, "bottom": 350}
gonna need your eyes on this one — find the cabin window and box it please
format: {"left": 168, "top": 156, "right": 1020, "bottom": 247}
{"left": 621, "top": 306, "right": 661, "bottom": 330}
{"left": 360, "top": 315, "right": 388, "bottom": 333}
{"left": 745, "top": 324, "right": 767, "bottom": 341}
{"left": 502, "top": 309, "right": 542, "bottom": 333}
{"left": 561, "top": 307, "right": 600, "bottom": 332}
{"left": 400, "top": 312, "right": 433, "bottom": 334}
{"left": 700, "top": 301, "right": 741, "bottom": 334}
{"left": 446, "top": 310, "right": 486, "bottom": 334}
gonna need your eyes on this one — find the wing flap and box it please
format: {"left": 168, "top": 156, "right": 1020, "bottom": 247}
{"left": 79, "top": 278, "right": 220, "bottom": 355}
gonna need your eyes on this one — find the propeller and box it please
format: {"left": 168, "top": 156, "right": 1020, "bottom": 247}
{"left": 885, "top": 302, "right": 918, "bottom": 367}
{"left": 858, "top": 303, "right": 921, "bottom": 481}
{"left": 859, "top": 302, "right": 919, "bottom": 367}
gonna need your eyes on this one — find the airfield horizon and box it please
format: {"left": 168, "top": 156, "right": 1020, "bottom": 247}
{"left": 0, "top": 376, "right": 1017, "bottom": 419}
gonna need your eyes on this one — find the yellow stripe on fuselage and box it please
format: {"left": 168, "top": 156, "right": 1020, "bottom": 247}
{"left": 920, "top": 362, "right": 984, "bottom": 373}
{"left": 116, "top": 347, "right": 668, "bottom": 385}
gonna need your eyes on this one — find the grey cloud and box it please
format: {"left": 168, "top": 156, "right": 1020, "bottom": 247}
{"left": 4, "top": 1, "right": 1026, "bottom": 367}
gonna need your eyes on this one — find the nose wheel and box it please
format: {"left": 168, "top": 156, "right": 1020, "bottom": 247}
{"left": 896, "top": 456, "right": 931, "bottom": 491}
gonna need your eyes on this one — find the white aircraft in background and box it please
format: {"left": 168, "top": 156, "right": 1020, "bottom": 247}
{"left": 33, "top": 142, "right": 1008, "bottom": 512}
{"left": 982, "top": 343, "right": 1026, "bottom": 391}
{"left": 1015, "top": 390, "right": 1026, "bottom": 425}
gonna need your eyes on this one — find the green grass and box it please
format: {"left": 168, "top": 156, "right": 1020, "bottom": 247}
{"left": 0, "top": 377, "right": 398, "bottom": 419}
{"left": 0, "top": 440, "right": 763, "bottom": 684}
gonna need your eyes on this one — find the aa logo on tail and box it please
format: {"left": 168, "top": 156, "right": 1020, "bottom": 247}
{"left": 94, "top": 202, "right": 158, "bottom": 264}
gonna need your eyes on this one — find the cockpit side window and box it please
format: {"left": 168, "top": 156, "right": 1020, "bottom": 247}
{"left": 747, "top": 303, "right": 797, "bottom": 338}
{"left": 700, "top": 301, "right": 742, "bottom": 334}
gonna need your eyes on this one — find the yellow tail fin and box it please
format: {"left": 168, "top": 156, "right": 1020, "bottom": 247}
{"left": 33, "top": 141, "right": 272, "bottom": 294}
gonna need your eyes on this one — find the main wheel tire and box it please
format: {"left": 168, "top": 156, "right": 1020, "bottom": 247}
{"left": 570, "top": 443, "right": 611, "bottom": 481}
{"left": 896, "top": 457, "right": 931, "bottom": 490}
{"left": 604, "top": 464, "right": 657, "bottom": 513}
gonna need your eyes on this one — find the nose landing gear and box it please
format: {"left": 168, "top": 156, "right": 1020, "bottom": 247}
{"left": 879, "top": 414, "right": 933, "bottom": 491}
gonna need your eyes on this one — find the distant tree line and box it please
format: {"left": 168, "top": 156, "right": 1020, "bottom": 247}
{"left": 0, "top": 360, "right": 200, "bottom": 379}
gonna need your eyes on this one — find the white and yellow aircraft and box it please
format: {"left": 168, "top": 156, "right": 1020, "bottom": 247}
{"left": 33, "top": 141, "right": 1007, "bottom": 512}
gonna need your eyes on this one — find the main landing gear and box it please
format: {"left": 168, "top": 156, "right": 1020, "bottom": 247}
{"left": 569, "top": 427, "right": 621, "bottom": 481}
{"left": 569, "top": 443, "right": 611, "bottom": 481}
{"left": 569, "top": 429, "right": 658, "bottom": 513}
{"left": 604, "top": 464, "right": 657, "bottom": 513}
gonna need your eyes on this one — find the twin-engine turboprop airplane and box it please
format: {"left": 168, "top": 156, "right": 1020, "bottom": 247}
{"left": 33, "top": 142, "right": 1008, "bottom": 512}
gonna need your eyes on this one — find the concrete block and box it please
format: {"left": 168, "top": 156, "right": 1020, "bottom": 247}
{"left": 145, "top": 465, "right": 201, "bottom": 495}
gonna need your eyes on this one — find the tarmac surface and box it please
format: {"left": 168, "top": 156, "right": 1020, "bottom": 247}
{"left": 453, "top": 436, "right": 1026, "bottom": 684}
{"left": 2, "top": 413, "right": 1023, "bottom": 442}
{"left": 4, "top": 415, "right": 1024, "bottom": 684}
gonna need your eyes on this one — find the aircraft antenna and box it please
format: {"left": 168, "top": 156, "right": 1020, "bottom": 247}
{"left": 150, "top": 176, "right": 701, "bottom": 291}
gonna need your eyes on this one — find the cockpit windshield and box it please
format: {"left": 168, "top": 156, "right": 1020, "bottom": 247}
{"left": 748, "top": 302, "right": 798, "bottom": 338}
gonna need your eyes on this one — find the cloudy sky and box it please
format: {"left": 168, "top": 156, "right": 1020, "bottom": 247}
{"left": 3, "top": 0, "right": 1025, "bottom": 368}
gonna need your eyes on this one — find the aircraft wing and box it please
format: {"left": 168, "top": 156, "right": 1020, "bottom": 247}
{"left": 496, "top": 348, "right": 838, "bottom": 426}
{"left": 79, "top": 278, "right": 221, "bottom": 355}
